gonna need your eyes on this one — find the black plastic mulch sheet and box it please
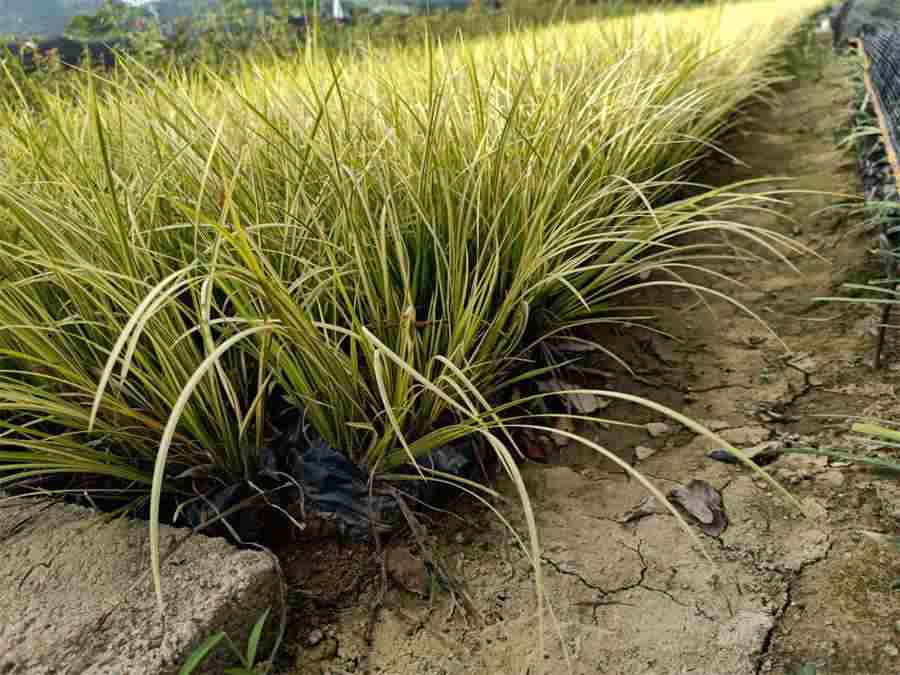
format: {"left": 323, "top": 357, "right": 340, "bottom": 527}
{"left": 178, "top": 409, "right": 481, "bottom": 542}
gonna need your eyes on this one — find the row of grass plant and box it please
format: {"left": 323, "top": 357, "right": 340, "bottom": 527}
{"left": 0, "top": 0, "right": 693, "bottom": 112}
{"left": 0, "top": 0, "right": 826, "bottom": 657}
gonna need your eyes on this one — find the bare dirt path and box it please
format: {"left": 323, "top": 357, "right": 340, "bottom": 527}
{"left": 284, "top": 43, "right": 900, "bottom": 675}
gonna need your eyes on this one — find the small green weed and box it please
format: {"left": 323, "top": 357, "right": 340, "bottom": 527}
{"left": 179, "top": 608, "right": 272, "bottom": 675}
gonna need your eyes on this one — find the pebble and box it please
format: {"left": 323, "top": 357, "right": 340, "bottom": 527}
{"left": 300, "top": 637, "right": 338, "bottom": 664}
{"left": 895, "top": 619, "right": 900, "bottom": 634}
{"left": 454, "top": 532, "right": 467, "bottom": 545}
{"left": 307, "top": 628, "right": 324, "bottom": 647}
{"left": 819, "top": 469, "right": 846, "bottom": 488}
{"left": 719, "top": 426, "right": 770, "bottom": 446}
{"left": 800, "top": 497, "right": 827, "bottom": 521}
{"left": 646, "top": 422, "right": 672, "bottom": 437}
{"left": 780, "top": 470, "right": 803, "bottom": 486}
{"left": 635, "top": 445, "right": 658, "bottom": 461}
{"left": 883, "top": 643, "right": 899, "bottom": 657}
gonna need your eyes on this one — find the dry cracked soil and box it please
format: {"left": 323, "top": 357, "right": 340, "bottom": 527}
{"left": 278, "top": 40, "right": 900, "bottom": 675}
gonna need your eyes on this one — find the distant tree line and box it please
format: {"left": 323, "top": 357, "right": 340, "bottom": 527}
{"left": 1, "top": 0, "right": 712, "bottom": 76}
{"left": 2, "top": 0, "right": 316, "bottom": 72}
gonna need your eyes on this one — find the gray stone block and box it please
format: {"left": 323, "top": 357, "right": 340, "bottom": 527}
{"left": 0, "top": 498, "right": 279, "bottom": 674}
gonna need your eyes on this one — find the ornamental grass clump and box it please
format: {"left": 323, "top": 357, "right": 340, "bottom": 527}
{"left": 0, "top": 0, "right": 824, "bottom": 624}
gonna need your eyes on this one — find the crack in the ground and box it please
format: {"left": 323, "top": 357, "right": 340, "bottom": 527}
{"left": 780, "top": 359, "right": 815, "bottom": 408}
{"left": 744, "top": 357, "right": 817, "bottom": 424}
{"left": 754, "top": 536, "right": 834, "bottom": 675}
{"left": 755, "top": 581, "right": 793, "bottom": 675}
{"left": 686, "top": 383, "right": 760, "bottom": 394}
{"left": 544, "top": 541, "right": 646, "bottom": 597}
{"left": 543, "top": 539, "right": 716, "bottom": 624}
{"left": 541, "top": 554, "right": 607, "bottom": 593}
{"left": 637, "top": 582, "right": 694, "bottom": 610}
{"left": 632, "top": 470, "right": 681, "bottom": 484}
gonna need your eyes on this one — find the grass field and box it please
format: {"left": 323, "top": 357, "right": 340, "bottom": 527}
{"left": 0, "top": 0, "right": 826, "bottom": 615}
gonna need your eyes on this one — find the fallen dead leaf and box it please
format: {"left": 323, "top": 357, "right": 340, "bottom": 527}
{"left": 635, "top": 445, "right": 657, "bottom": 461}
{"left": 646, "top": 422, "right": 673, "bottom": 437}
{"left": 668, "top": 479, "right": 728, "bottom": 536}
{"left": 617, "top": 495, "right": 661, "bottom": 523}
{"left": 386, "top": 546, "right": 428, "bottom": 596}
{"left": 536, "top": 379, "right": 610, "bottom": 414}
